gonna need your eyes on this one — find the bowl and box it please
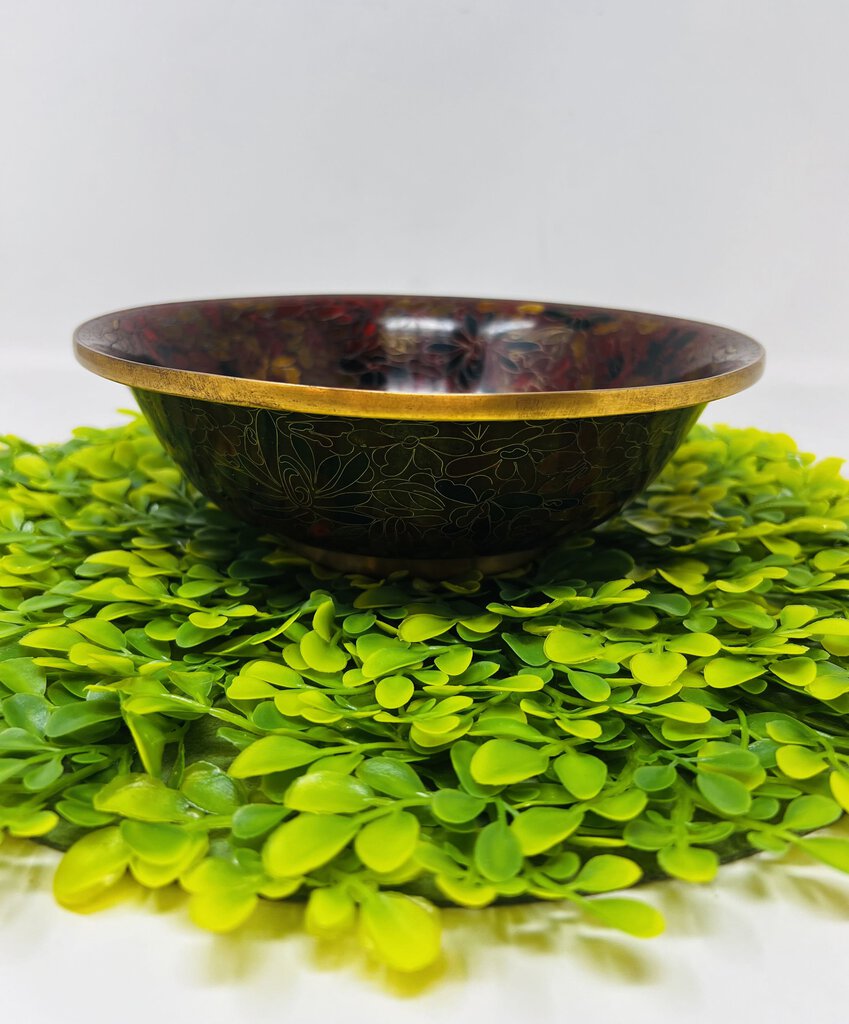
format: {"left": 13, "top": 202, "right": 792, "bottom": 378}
{"left": 74, "top": 295, "right": 765, "bottom": 576}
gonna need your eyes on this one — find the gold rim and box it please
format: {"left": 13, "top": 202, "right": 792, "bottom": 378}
{"left": 73, "top": 299, "right": 765, "bottom": 422}
{"left": 74, "top": 343, "right": 765, "bottom": 421}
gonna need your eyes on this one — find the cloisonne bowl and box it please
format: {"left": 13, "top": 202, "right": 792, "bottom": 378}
{"left": 74, "top": 296, "right": 765, "bottom": 576}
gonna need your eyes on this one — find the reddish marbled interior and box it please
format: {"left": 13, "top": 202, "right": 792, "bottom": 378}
{"left": 76, "top": 295, "right": 761, "bottom": 396}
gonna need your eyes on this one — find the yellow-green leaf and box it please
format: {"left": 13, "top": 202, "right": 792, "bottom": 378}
{"left": 359, "top": 892, "right": 442, "bottom": 972}
{"left": 229, "top": 736, "right": 322, "bottom": 778}
{"left": 354, "top": 811, "right": 420, "bottom": 872}
{"left": 53, "top": 827, "right": 130, "bottom": 908}
{"left": 775, "top": 745, "right": 828, "bottom": 780}
{"left": 262, "top": 814, "right": 358, "bottom": 877}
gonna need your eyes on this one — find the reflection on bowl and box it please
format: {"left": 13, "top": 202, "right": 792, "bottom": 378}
{"left": 74, "top": 295, "right": 764, "bottom": 576}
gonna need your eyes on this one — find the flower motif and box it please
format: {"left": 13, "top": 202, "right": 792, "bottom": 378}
{"left": 427, "top": 313, "right": 488, "bottom": 390}
{"left": 346, "top": 422, "right": 476, "bottom": 479}
{"left": 137, "top": 386, "right": 696, "bottom": 561}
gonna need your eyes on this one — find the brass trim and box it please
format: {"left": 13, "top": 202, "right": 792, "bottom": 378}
{"left": 286, "top": 539, "right": 541, "bottom": 578}
{"left": 74, "top": 341, "right": 765, "bottom": 421}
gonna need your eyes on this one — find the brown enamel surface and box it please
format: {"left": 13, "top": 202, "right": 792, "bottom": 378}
{"left": 74, "top": 296, "right": 764, "bottom": 420}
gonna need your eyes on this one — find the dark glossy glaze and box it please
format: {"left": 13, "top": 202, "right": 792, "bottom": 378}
{"left": 78, "top": 295, "right": 757, "bottom": 396}
{"left": 135, "top": 389, "right": 703, "bottom": 560}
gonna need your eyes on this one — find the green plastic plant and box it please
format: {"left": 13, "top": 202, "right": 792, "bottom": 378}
{"left": 2, "top": 414, "right": 849, "bottom": 972}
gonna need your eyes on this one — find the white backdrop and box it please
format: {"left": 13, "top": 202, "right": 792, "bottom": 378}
{"left": 2, "top": 3, "right": 849, "bottom": 1023}
{"left": 2, "top": 0, "right": 848, "bottom": 370}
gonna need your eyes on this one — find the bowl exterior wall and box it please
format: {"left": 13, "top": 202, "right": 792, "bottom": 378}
{"left": 134, "top": 390, "right": 703, "bottom": 560}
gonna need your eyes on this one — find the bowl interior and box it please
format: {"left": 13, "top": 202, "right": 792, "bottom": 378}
{"left": 75, "top": 296, "right": 762, "bottom": 397}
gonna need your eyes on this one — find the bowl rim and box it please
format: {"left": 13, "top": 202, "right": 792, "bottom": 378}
{"left": 73, "top": 294, "right": 765, "bottom": 422}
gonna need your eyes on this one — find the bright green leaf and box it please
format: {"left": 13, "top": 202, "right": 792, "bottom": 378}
{"left": 358, "top": 892, "right": 442, "bottom": 973}
{"left": 262, "top": 814, "right": 358, "bottom": 877}
{"left": 229, "top": 736, "right": 322, "bottom": 778}
{"left": 470, "top": 739, "right": 549, "bottom": 786}
{"left": 354, "top": 811, "right": 420, "bottom": 872}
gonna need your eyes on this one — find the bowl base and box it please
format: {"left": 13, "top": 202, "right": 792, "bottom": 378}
{"left": 286, "top": 539, "right": 541, "bottom": 579}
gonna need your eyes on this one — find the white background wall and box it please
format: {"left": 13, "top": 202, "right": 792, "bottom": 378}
{"left": 2, "top": 0, "right": 847, "bottom": 374}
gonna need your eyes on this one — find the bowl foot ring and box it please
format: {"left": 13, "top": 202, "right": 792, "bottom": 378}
{"left": 285, "top": 540, "right": 542, "bottom": 578}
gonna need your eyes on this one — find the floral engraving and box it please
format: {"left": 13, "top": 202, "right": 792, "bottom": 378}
{"left": 136, "top": 390, "right": 702, "bottom": 560}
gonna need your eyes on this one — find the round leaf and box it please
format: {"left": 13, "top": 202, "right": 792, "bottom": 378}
{"left": 587, "top": 897, "right": 665, "bottom": 937}
{"left": 510, "top": 807, "right": 583, "bottom": 856}
{"left": 397, "top": 614, "right": 456, "bottom": 643}
{"left": 229, "top": 736, "right": 322, "bottom": 778}
{"left": 120, "top": 820, "right": 193, "bottom": 865}
{"left": 704, "top": 658, "right": 764, "bottom": 688}
{"left": 356, "top": 757, "right": 425, "bottom": 798}
{"left": 0, "top": 658, "right": 47, "bottom": 695}
{"left": 354, "top": 810, "right": 420, "bottom": 872}
{"left": 180, "top": 761, "right": 243, "bottom": 814}
{"left": 665, "top": 632, "right": 721, "bottom": 657}
{"left": 434, "top": 647, "right": 474, "bottom": 675}
{"left": 435, "top": 875, "right": 497, "bottom": 908}
{"left": 300, "top": 630, "right": 348, "bottom": 673}
{"left": 573, "top": 854, "right": 642, "bottom": 893}
{"left": 189, "top": 888, "right": 258, "bottom": 933}
{"left": 305, "top": 886, "right": 356, "bottom": 936}
{"left": 375, "top": 675, "right": 415, "bottom": 709}
{"left": 770, "top": 657, "right": 818, "bottom": 687}
{"left": 474, "top": 820, "right": 524, "bottom": 882}
{"left": 262, "top": 813, "right": 359, "bottom": 877}
{"left": 775, "top": 745, "right": 828, "bottom": 780}
{"left": 470, "top": 739, "right": 549, "bottom": 786}
{"left": 567, "top": 670, "right": 611, "bottom": 702}
{"left": 431, "top": 788, "right": 487, "bottom": 824}
{"left": 657, "top": 844, "right": 718, "bottom": 883}
{"left": 630, "top": 651, "right": 688, "bottom": 687}
{"left": 232, "top": 803, "right": 288, "bottom": 839}
{"left": 554, "top": 751, "right": 608, "bottom": 800}
{"left": 284, "top": 771, "right": 375, "bottom": 814}
{"left": 633, "top": 764, "right": 678, "bottom": 792}
{"left": 543, "top": 628, "right": 601, "bottom": 664}
{"left": 358, "top": 892, "right": 442, "bottom": 973}
{"left": 53, "top": 827, "right": 129, "bottom": 908}
{"left": 93, "top": 774, "right": 195, "bottom": 823}
{"left": 781, "top": 794, "right": 842, "bottom": 831}
{"left": 696, "top": 772, "right": 752, "bottom": 815}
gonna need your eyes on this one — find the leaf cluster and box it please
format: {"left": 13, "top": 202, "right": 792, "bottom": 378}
{"left": 1, "top": 417, "right": 849, "bottom": 972}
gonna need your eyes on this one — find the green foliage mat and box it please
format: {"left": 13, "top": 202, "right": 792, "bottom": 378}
{"left": 3, "top": 415, "right": 849, "bottom": 973}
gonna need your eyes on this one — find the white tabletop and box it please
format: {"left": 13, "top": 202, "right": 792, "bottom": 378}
{"left": 2, "top": 351, "right": 849, "bottom": 1024}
